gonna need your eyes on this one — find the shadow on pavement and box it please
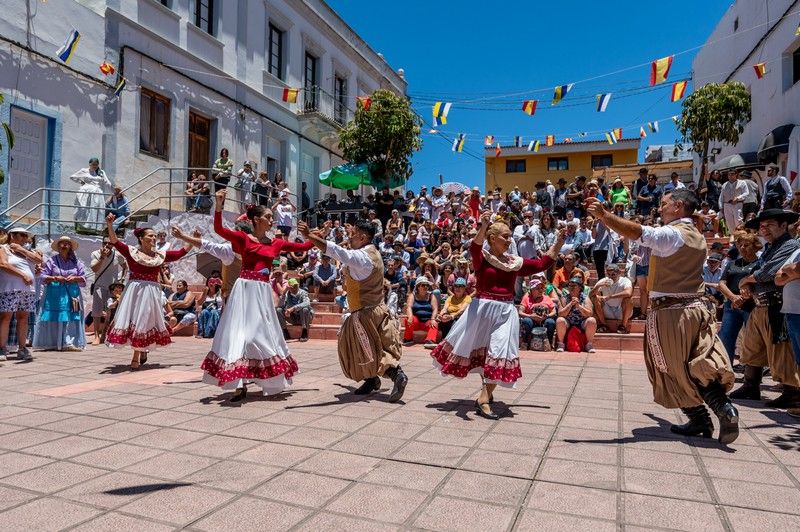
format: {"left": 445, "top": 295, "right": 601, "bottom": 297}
{"left": 104, "top": 482, "right": 193, "bottom": 496}
{"left": 283, "top": 383, "right": 395, "bottom": 409}
{"left": 99, "top": 363, "right": 191, "bottom": 374}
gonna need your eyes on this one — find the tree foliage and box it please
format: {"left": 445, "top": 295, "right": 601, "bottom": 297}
{"left": 0, "top": 94, "right": 13, "bottom": 185}
{"left": 676, "top": 81, "right": 751, "bottom": 159}
{"left": 338, "top": 89, "right": 421, "bottom": 186}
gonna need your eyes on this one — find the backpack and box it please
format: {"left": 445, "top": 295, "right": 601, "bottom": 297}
{"left": 529, "top": 327, "right": 551, "bottom": 351}
{"left": 565, "top": 326, "right": 587, "bottom": 353}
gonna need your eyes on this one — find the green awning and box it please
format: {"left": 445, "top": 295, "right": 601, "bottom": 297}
{"left": 319, "top": 163, "right": 405, "bottom": 190}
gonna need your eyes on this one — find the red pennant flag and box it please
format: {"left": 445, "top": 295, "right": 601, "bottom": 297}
{"left": 521, "top": 100, "right": 538, "bottom": 116}
{"left": 282, "top": 88, "right": 299, "bottom": 103}
{"left": 753, "top": 63, "right": 766, "bottom": 79}
{"left": 357, "top": 96, "right": 372, "bottom": 110}
{"left": 545, "top": 135, "right": 555, "bottom": 147}
{"left": 99, "top": 61, "right": 115, "bottom": 75}
{"left": 670, "top": 81, "right": 688, "bottom": 102}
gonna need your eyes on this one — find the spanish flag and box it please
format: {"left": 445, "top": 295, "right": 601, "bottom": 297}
{"left": 452, "top": 134, "right": 465, "bottom": 153}
{"left": 282, "top": 88, "right": 299, "bottom": 103}
{"left": 552, "top": 84, "right": 573, "bottom": 105}
{"left": 640, "top": 127, "right": 647, "bottom": 138}
{"left": 650, "top": 55, "right": 673, "bottom": 86}
{"left": 484, "top": 135, "right": 495, "bottom": 146}
{"left": 753, "top": 63, "right": 766, "bottom": 79}
{"left": 357, "top": 96, "right": 372, "bottom": 110}
{"left": 522, "top": 100, "right": 538, "bottom": 116}
{"left": 670, "top": 81, "right": 688, "bottom": 102}
{"left": 612, "top": 128, "right": 622, "bottom": 141}
{"left": 432, "top": 102, "right": 451, "bottom": 126}
{"left": 605, "top": 132, "right": 617, "bottom": 145}
{"left": 99, "top": 61, "right": 115, "bottom": 75}
{"left": 545, "top": 135, "right": 555, "bottom": 147}
{"left": 56, "top": 30, "right": 80, "bottom": 64}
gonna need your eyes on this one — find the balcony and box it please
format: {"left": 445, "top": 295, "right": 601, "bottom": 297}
{"left": 297, "top": 86, "right": 354, "bottom": 145}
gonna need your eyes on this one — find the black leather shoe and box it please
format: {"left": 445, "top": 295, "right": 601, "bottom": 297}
{"left": 765, "top": 386, "right": 800, "bottom": 408}
{"left": 230, "top": 387, "right": 247, "bottom": 402}
{"left": 670, "top": 405, "right": 713, "bottom": 438}
{"left": 353, "top": 377, "right": 381, "bottom": 395}
{"left": 387, "top": 367, "right": 408, "bottom": 403}
{"left": 701, "top": 381, "right": 740, "bottom": 445}
{"left": 475, "top": 402, "right": 499, "bottom": 420}
{"left": 729, "top": 365, "right": 762, "bottom": 401}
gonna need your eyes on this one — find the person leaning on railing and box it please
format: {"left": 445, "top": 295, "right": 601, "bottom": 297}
{"left": 211, "top": 148, "right": 234, "bottom": 191}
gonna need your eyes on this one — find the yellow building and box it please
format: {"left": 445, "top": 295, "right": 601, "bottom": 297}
{"left": 484, "top": 138, "right": 640, "bottom": 192}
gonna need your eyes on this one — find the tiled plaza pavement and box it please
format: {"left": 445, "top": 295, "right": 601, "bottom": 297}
{"left": 0, "top": 339, "right": 798, "bottom": 531}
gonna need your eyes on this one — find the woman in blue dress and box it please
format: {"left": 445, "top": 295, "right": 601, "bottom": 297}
{"left": 33, "top": 236, "right": 87, "bottom": 351}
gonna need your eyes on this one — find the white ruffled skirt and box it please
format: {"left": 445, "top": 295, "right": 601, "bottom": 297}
{"left": 106, "top": 280, "right": 171, "bottom": 350}
{"left": 200, "top": 277, "right": 297, "bottom": 395}
{"left": 430, "top": 298, "right": 521, "bottom": 388}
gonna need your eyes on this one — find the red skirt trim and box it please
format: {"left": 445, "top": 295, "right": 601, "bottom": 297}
{"left": 106, "top": 325, "right": 172, "bottom": 349}
{"left": 201, "top": 351, "right": 298, "bottom": 386}
{"left": 430, "top": 341, "right": 521, "bottom": 383}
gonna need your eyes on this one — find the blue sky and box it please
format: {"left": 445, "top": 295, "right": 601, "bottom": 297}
{"left": 326, "top": 0, "right": 733, "bottom": 191}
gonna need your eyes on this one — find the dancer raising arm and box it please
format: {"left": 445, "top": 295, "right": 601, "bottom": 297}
{"left": 430, "top": 210, "right": 565, "bottom": 420}
{"left": 298, "top": 219, "right": 407, "bottom": 402}
{"left": 200, "top": 189, "right": 313, "bottom": 401}
{"left": 104, "top": 214, "right": 190, "bottom": 370}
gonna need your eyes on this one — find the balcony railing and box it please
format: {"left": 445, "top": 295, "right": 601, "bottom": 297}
{"left": 300, "top": 85, "right": 354, "bottom": 127}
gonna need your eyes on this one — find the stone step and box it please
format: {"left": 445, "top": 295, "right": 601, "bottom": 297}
{"left": 286, "top": 324, "right": 340, "bottom": 341}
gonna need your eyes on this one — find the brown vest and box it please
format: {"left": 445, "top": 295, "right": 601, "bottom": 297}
{"left": 647, "top": 222, "right": 706, "bottom": 294}
{"left": 344, "top": 245, "right": 384, "bottom": 312}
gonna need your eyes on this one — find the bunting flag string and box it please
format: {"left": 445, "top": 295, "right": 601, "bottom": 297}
{"left": 484, "top": 135, "right": 495, "bottom": 146}
{"left": 564, "top": 137, "right": 573, "bottom": 143}
{"left": 545, "top": 135, "right": 555, "bottom": 147}
{"left": 495, "top": 143, "right": 502, "bottom": 157}
{"left": 552, "top": 84, "right": 574, "bottom": 105}
{"left": 514, "top": 136, "right": 523, "bottom": 148}
{"left": 753, "top": 63, "right": 766, "bottom": 79}
{"left": 521, "top": 100, "right": 538, "bottom": 116}
{"left": 648, "top": 121, "right": 660, "bottom": 133}
{"left": 650, "top": 55, "right": 674, "bottom": 86}
{"left": 357, "top": 96, "right": 372, "bottom": 110}
{"left": 452, "top": 134, "right": 466, "bottom": 152}
{"left": 56, "top": 30, "right": 80, "bottom": 64}
{"left": 596, "top": 93, "right": 611, "bottom": 112}
{"left": 528, "top": 140, "right": 540, "bottom": 152}
{"left": 282, "top": 88, "right": 299, "bottom": 103}
{"left": 432, "top": 101, "right": 452, "bottom": 126}
{"left": 640, "top": 127, "right": 647, "bottom": 138}
{"left": 671, "top": 115, "right": 680, "bottom": 124}
{"left": 612, "top": 128, "right": 622, "bottom": 140}
{"left": 113, "top": 77, "right": 127, "bottom": 99}
{"left": 605, "top": 131, "right": 618, "bottom": 145}
{"left": 670, "top": 81, "right": 688, "bottom": 102}
{"left": 578, "top": 132, "right": 588, "bottom": 137}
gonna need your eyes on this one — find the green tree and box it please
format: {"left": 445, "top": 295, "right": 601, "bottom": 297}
{"left": 676, "top": 81, "right": 751, "bottom": 175}
{"left": 338, "top": 89, "right": 421, "bottom": 187}
{"left": 0, "top": 94, "right": 13, "bottom": 185}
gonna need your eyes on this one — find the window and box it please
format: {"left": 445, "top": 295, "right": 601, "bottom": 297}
{"left": 505, "top": 159, "right": 526, "bottom": 173}
{"left": 139, "top": 88, "right": 171, "bottom": 159}
{"left": 304, "top": 53, "right": 318, "bottom": 110}
{"left": 194, "top": 0, "right": 214, "bottom": 35}
{"left": 794, "top": 47, "right": 800, "bottom": 85}
{"left": 267, "top": 24, "right": 283, "bottom": 80}
{"left": 591, "top": 154, "right": 613, "bottom": 168}
{"left": 334, "top": 75, "right": 347, "bottom": 124}
{"left": 160, "top": 0, "right": 171, "bottom": 7}
{"left": 548, "top": 157, "right": 569, "bottom": 171}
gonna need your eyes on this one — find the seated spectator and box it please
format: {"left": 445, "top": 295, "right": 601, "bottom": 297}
{"left": 313, "top": 254, "right": 338, "bottom": 295}
{"left": 519, "top": 278, "right": 557, "bottom": 349}
{"left": 555, "top": 277, "right": 597, "bottom": 353}
{"left": 197, "top": 277, "right": 223, "bottom": 338}
{"left": 435, "top": 277, "right": 471, "bottom": 339}
{"left": 552, "top": 253, "right": 580, "bottom": 290}
{"left": 167, "top": 280, "right": 197, "bottom": 334}
{"left": 704, "top": 253, "right": 724, "bottom": 305}
{"left": 392, "top": 239, "right": 411, "bottom": 268}
{"left": 379, "top": 234, "right": 396, "bottom": 258}
{"left": 277, "top": 278, "right": 313, "bottom": 342}
{"left": 403, "top": 277, "right": 439, "bottom": 348}
{"left": 106, "top": 186, "right": 130, "bottom": 231}
{"left": 695, "top": 201, "right": 720, "bottom": 236}
{"left": 287, "top": 239, "right": 308, "bottom": 270}
{"left": 297, "top": 251, "right": 319, "bottom": 291}
{"left": 384, "top": 256, "right": 407, "bottom": 303}
{"left": 590, "top": 263, "right": 633, "bottom": 334}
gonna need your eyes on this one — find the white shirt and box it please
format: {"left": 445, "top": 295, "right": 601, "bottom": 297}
{"left": 761, "top": 175, "right": 793, "bottom": 209}
{"left": 594, "top": 275, "right": 632, "bottom": 308}
{"left": 513, "top": 223, "right": 539, "bottom": 259}
{"left": 781, "top": 248, "right": 800, "bottom": 314}
{"left": 325, "top": 242, "right": 375, "bottom": 282}
{"left": 275, "top": 203, "right": 294, "bottom": 226}
{"left": 718, "top": 180, "right": 749, "bottom": 211}
{"left": 200, "top": 240, "right": 235, "bottom": 266}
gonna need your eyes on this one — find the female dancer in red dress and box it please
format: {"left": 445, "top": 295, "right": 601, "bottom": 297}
{"left": 430, "top": 210, "right": 565, "bottom": 419}
{"left": 104, "top": 214, "right": 190, "bottom": 369}
{"left": 200, "top": 190, "right": 313, "bottom": 401}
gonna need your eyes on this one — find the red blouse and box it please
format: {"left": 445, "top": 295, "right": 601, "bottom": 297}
{"left": 470, "top": 241, "right": 553, "bottom": 300}
{"left": 214, "top": 210, "right": 313, "bottom": 272}
{"left": 113, "top": 241, "right": 187, "bottom": 277}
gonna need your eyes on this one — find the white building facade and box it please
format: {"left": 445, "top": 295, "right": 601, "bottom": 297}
{"left": 692, "top": 0, "right": 800, "bottom": 185}
{"left": 0, "top": 0, "right": 407, "bottom": 223}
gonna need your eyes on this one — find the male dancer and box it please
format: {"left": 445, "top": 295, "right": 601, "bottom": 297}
{"left": 298, "top": 220, "right": 407, "bottom": 402}
{"left": 587, "top": 190, "right": 738, "bottom": 444}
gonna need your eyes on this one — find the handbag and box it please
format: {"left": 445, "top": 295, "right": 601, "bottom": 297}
{"left": 90, "top": 250, "right": 116, "bottom": 293}
{"left": 529, "top": 326, "right": 551, "bottom": 352}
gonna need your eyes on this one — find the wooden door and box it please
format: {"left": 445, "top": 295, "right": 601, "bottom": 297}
{"left": 188, "top": 112, "right": 210, "bottom": 172}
